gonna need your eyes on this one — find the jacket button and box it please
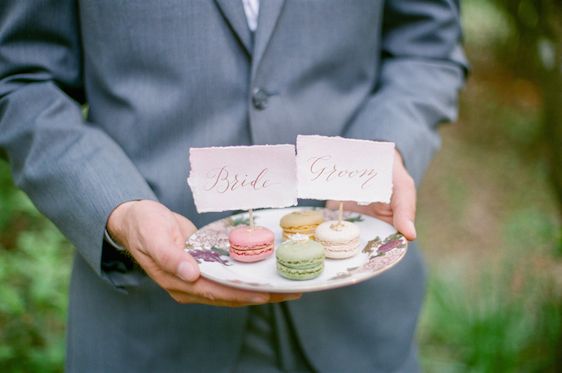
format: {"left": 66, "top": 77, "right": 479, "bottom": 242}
{"left": 252, "top": 88, "right": 269, "bottom": 110}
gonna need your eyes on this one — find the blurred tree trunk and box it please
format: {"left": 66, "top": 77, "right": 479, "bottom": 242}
{"left": 495, "top": 0, "right": 562, "bottom": 218}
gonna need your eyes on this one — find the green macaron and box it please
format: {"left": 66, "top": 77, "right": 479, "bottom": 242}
{"left": 276, "top": 235, "right": 325, "bottom": 280}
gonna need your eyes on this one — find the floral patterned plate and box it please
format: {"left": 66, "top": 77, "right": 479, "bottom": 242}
{"left": 185, "top": 207, "right": 408, "bottom": 293}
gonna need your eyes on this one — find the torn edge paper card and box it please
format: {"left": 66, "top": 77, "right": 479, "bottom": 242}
{"left": 296, "top": 135, "right": 394, "bottom": 203}
{"left": 187, "top": 144, "right": 298, "bottom": 213}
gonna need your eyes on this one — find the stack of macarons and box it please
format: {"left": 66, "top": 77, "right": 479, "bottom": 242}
{"left": 279, "top": 210, "right": 324, "bottom": 240}
{"left": 228, "top": 226, "right": 275, "bottom": 263}
{"left": 315, "top": 220, "right": 360, "bottom": 259}
{"left": 275, "top": 234, "right": 325, "bottom": 280}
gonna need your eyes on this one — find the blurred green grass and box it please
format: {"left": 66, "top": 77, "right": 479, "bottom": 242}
{"left": 0, "top": 1, "right": 561, "bottom": 371}
{"left": 0, "top": 162, "right": 72, "bottom": 373}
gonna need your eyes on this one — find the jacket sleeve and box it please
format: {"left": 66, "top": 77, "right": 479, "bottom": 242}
{"left": 344, "top": 0, "right": 469, "bottom": 184}
{"left": 0, "top": 1, "right": 157, "bottom": 282}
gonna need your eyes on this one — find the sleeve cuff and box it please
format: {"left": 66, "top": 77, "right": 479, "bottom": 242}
{"left": 104, "top": 229, "right": 125, "bottom": 252}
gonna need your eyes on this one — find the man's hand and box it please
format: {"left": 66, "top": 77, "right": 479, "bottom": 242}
{"left": 107, "top": 200, "right": 301, "bottom": 307}
{"left": 327, "top": 150, "right": 417, "bottom": 241}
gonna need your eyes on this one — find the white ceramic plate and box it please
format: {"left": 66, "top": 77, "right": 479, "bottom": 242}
{"left": 185, "top": 207, "right": 408, "bottom": 293}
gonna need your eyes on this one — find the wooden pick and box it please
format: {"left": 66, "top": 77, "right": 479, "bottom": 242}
{"left": 248, "top": 208, "right": 255, "bottom": 230}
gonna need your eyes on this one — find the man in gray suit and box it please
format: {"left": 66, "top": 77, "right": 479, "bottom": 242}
{"left": 0, "top": 0, "right": 467, "bottom": 371}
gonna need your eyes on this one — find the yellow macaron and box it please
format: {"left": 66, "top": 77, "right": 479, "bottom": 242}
{"left": 279, "top": 210, "right": 324, "bottom": 241}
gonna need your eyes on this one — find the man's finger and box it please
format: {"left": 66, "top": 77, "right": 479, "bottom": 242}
{"left": 270, "top": 293, "right": 302, "bottom": 303}
{"left": 371, "top": 202, "right": 393, "bottom": 217}
{"left": 189, "top": 278, "right": 271, "bottom": 304}
{"left": 167, "top": 277, "right": 302, "bottom": 306}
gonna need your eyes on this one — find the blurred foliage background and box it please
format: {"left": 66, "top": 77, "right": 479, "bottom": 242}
{"left": 418, "top": 0, "right": 562, "bottom": 371}
{"left": 0, "top": 0, "right": 560, "bottom": 372}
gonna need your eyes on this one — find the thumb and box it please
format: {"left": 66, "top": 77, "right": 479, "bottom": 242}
{"left": 172, "top": 212, "right": 198, "bottom": 240}
{"left": 171, "top": 212, "right": 201, "bottom": 281}
{"left": 391, "top": 174, "right": 417, "bottom": 241}
{"left": 149, "top": 214, "right": 200, "bottom": 282}
{"left": 175, "top": 253, "right": 201, "bottom": 283}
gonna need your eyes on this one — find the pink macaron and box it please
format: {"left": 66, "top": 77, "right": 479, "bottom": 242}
{"left": 228, "top": 226, "right": 275, "bottom": 263}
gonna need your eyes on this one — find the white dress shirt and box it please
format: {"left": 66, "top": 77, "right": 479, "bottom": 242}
{"left": 242, "top": 0, "right": 260, "bottom": 31}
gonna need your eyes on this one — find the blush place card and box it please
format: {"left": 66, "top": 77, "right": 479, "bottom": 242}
{"left": 188, "top": 145, "right": 298, "bottom": 213}
{"left": 296, "top": 135, "right": 395, "bottom": 204}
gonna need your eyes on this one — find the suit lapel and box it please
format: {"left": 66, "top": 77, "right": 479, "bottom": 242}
{"left": 215, "top": 0, "right": 253, "bottom": 54}
{"left": 252, "top": 0, "right": 286, "bottom": 78}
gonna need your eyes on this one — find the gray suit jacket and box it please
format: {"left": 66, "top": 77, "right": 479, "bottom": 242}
{"left": 0, "top": 0, "right": 467, "bottom": 371}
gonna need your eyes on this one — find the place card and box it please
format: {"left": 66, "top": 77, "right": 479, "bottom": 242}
{"left": 188, "top": 145, "right": 297, "bottom": 213}
{"left": 296, "top": 135, "right": 394, "bottom": 203}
